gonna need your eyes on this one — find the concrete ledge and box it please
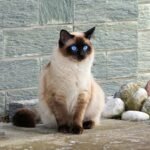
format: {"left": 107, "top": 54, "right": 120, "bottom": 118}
{"left": 0, "top": 119, "right": 150, "bottom": 150}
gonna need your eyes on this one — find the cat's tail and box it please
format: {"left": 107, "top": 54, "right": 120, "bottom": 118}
{"left": 12, "top": 108, "right": 39, "bottom": 128}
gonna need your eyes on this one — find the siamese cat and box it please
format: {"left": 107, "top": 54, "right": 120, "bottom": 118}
{"left": 13, "top": 27, "right": 105, "bottom": 134}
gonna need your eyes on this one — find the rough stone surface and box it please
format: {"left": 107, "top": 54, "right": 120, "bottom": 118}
{"left": 119, "top": 83, "right": 148, "bottom": 110}
{"left": 138, "top": 31, "right": 150, "bottom": 52}
{"left": 122, "top": 111, "right": 150, "bottom": 121}
{"left": 0, "top": 59, "right": 40, "bottom": 90}
{"left": 74, "top": 0, "right": 106, "bottom": 23}
{"left": 139, "top": 0, "right": 150, "bottom": 4}
{"left": 102, "top": 96, "right": 125, "bottom": 118}
{"left": 0, "top": 31, "right": 4, "bottom": 58}
{"left": 39, "top": 0, "right": 73, "bottom": 25}
{"left": 107, "top": 51, "right": 137, "bottom": 79}
{"left": 94, "top": 50, "right": 138, "bottom": 80}
{"left": 138, "top": 4, "right": 150, "bottom": 30}
{"left": 138, "top": 31, "right": 150, "bottom": 74}
{"left": 142, "top": 97, "right": 150, "bottom": 115}
{"left": 0, "top": 92, "right": 5, "bottom": 116}
{"left": 74, "top": 0, "right": 138, "bottom": 23}
{"left": 0, "top": 0, "right": 38, "bottom": 28}
{"left": 137, "top": 1, "right": 150, "bottom": 88}
{"left": 92, "top": 53, "right": 107, "bottom": 79}
{"left": 1, "top": 119, "right": 150, "bottom": 150}
{"left": 138, "top": 51, "right": 150, "bottom": 73}
{"left": 138, "top": 73, "right": 150, "bottom": 87}
{"left": 4, "top": 25, "right": 73, "bottom": 57}
{"left": 105, "top": 0, "right": 138, "bottom": 21}
{"left": 6, "top": 88, "right": 38, "bottom": 102}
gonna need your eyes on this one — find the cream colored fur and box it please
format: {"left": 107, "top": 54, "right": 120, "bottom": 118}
{"left": 39, "top": 33, "right": 105, "bottom": 128}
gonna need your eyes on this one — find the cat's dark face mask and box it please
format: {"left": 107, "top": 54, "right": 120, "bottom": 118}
{"left": 58, "top": 27, "right": 95, "bottom": 61}
{"left": 68, "top": 43, "right": 90, "bottom": 61}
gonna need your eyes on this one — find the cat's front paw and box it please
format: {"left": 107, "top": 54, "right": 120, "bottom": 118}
{"left": 58, "top": 124, "right": 70, "bottom": 133}
{"left": 71, "top": 124, "right": 83, "bottom": 134}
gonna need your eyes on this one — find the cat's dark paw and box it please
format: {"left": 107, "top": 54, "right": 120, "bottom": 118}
{"left": 83, "top": 120, "right": 95, "bottom": 129}
{"left": 71, "top": 124, "right": 83, "bottom": 134}
{"left": 58, "top": 124, "right": 70, "bottom": 133}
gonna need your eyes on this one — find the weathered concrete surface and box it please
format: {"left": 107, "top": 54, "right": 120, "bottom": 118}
{"left": 0, "top": 119, "right": 150, "bottom": 150}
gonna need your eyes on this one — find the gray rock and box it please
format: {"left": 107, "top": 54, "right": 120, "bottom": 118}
{"left": 119, "top": 83, "right": 148, "bottom": 110}
{"left": 114, "top": 92, "right": 121, "bottom": 98}
{"left": 104, "top": 96, "right": 114, "bottom": 103}
{"left": 142, "top": 97, "right": 150, "bottom": 115}
{"left": 121, "top": 111, "right": 149, "bottom": 121}
{"left": 102, "top": 96, "right": 125, "bottom": 118}
{"left": 133, "top": 87, "right": 148, "bottom": 106}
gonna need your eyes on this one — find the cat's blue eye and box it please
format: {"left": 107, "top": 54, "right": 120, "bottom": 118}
{"left": 83, "top": 45, "right": 89, "bottom": 52}
{"left": 70, "top": 45, "right": 78, "bottom": 52}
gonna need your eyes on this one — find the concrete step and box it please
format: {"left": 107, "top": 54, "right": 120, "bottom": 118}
{"left": 0, "top": 119, "right": 150, "bottom": 150}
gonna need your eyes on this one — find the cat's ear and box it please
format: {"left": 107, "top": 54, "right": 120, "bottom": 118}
{"left": 59, "top": 30, "right": 74, "bottom": 45}
{"left": 84, "top": 27, "right": 95, "bottom": 40}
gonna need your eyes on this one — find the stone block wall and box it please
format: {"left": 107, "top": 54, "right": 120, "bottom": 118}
{"left": 0, "top": 0, "right": 149, "bottom": 116}
{"left": 138, "top": 0, "right": 150, "bottom": 83}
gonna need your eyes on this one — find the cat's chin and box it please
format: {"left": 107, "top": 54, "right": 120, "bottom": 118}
{"left": 68, "top": 54, "right": 93, "bottom": 62}
{"left": 68, "top": 57, "right": 86, "bottom": 63}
